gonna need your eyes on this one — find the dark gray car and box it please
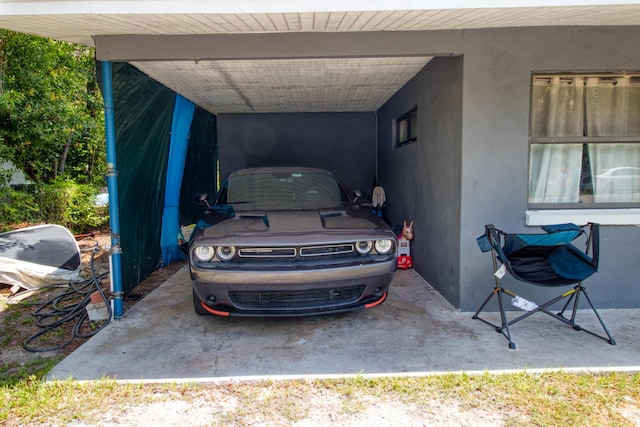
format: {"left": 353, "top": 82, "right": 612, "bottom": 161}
{"left": 189, "top": 167, "right": 397, "bottom": 317}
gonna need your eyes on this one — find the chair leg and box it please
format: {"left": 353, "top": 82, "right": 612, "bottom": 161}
{"left": 472, "top": 288, "right": 497, "bottom": 320}
{"left": 496, "top": 287, "right": 517, "bottom": 349}
{"left": 472, "top": 246, "right": 518, "bottom": 349}
{"left": 555, "top": 285, "right": 617, "bottom": 345}
{"left": 472, "top": 286, "right": 517, "bottom": 349}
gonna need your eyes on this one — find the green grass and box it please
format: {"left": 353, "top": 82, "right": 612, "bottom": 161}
{"left": 1, "top": 372, "right": 639, "bottom": 426}
{"left": 0, "top": 357, "right": 61, "bottom": 387}
{"left": 347, "top": 372, "right": 640, "bottom": 425}
{"left": 1, "top": 309, "right": 24, "bottom": 347}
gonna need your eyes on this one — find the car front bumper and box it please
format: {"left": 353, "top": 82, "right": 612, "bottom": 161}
{"left": 191, "top": 259, "right": 396, "bottom": 316}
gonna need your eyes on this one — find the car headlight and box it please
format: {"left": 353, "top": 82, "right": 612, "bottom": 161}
{"left": 355, "top": 240, "right": 373, "bottom": 255}
{"left": 216, "top": 245, "right": 237, "bottom": 261}
{"left": 194, "top": 245, "right": 215, "bottom": 262}
{"left": 374, "top": 239, "right": 394, "bottom": 255}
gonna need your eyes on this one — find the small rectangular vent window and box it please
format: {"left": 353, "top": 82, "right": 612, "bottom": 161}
{"left": 395, "top": 107, "right": 418, "bottom": 148}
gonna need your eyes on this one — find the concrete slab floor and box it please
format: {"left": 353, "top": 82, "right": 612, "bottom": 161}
{"left": 47, "top": 267, "right": 640, "bottom": 383}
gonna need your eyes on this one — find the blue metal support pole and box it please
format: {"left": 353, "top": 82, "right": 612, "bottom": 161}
{"left": 101, "top": 61, "right": 124, "bottom": 319}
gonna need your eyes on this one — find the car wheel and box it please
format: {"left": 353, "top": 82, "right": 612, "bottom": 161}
{"left": 192, "top": 289, "right": 210, "bottom": 316}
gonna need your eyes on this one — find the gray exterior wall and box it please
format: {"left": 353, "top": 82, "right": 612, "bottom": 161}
{"left": 377, "top": 27, "right": 640, "bottom": 311}
{"left": 376, "top": 57, "right": 464, "bottom": 307}
{"left": 460, "top": 26, "right": 640, "bottom": 311}
{"left": 216, "top": 112, "right": 377, "bottom": 192}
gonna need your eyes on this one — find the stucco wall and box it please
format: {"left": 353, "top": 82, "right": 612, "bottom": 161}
{"left": 377, "top": 56, "right": 464, "bottom": 307}
{"left": 460, "top": 26, "right": 640, "bottom": 311}
{"left": 216, "top": 112, "right": 377, "bottom": 193}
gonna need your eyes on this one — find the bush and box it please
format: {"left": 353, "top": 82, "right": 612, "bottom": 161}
{"left": 36, "top": 179, "right": 109, "bottom": 234}
{"left": 1, "top": 179, "right": 109, "bottom": 234}
{"left": 0, "top": 186, "right": 41, "bottom": 231}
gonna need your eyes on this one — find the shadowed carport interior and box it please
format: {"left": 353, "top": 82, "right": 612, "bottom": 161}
{"left": 47, "top": 268, "right": 640, "bottom": 382}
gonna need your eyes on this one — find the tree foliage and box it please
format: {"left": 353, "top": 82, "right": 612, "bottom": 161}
{"left": 0, "top": 30, "right": 105, "bottom": 186}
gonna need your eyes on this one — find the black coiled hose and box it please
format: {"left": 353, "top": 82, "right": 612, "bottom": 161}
{"left": 23, "top": 247, "right": 112, "bottom": 353}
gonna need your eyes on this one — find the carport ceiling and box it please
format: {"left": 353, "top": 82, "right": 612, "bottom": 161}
{"left": 129, "top": 57, "right": 433, "bottom": 113}
{"left": 2, "top": 2, "right": 640, "bottom": 113}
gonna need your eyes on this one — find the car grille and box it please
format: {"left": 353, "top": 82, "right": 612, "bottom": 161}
{"left": 237, "top": 244, "right": 355, "bottom": 260}
{"left": 229, "top": 285, "right": 365, "bottom": 310}
{"left": 238, "top": 247, "right": 296, "bottom": 258}
{"left": 300, "top": 244, "right": 354, "bottom": 256}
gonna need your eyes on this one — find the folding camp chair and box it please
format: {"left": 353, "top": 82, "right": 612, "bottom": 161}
{"left": 473, "top": 222, "right": 616, "bottom": 349}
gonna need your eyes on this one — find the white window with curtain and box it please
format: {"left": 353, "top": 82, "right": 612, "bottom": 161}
{"left": 528, "top": 73, "right": 640, "bottom": 215}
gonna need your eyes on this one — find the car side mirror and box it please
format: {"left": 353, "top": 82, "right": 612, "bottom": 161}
{"left": 194, "top": 193, "right": 211, "bottom": 209}
{"left": 353, "top": 189, "right": 365, "bottom": 203}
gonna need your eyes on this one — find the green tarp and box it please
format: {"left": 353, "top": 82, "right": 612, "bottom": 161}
{"left": 107, "top": 62, "right": 217, "bottom": 293}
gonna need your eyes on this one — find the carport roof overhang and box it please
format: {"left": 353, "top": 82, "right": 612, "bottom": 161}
{"left": 96, "top": 31, "right": 459, "bottom": 113}
{"left": 2, "top": 0, "right": 640, "bottom": 113}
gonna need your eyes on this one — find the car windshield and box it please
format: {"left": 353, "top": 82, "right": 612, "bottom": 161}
{"left": 225, "top": 171, "right": 348, "bottom": 204}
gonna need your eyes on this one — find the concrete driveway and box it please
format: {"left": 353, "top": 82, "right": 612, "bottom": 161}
{"left": 47, "top": 267, "right": 640, "bottom": 383}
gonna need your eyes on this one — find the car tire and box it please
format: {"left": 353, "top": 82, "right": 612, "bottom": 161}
{"left": 192, "top": 289, "right": 210, "bottom": 316}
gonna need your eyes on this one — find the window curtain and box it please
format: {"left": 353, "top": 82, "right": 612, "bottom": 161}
{"left": 586, "top": 77, "right": 640, "bottom": 202}
{"left": 529, "top": 77, "right": 584, "bottom": 203}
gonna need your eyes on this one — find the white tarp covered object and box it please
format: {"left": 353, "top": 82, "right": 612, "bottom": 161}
{"left": 0, "top": 224, "right": 82, "bottom": 291}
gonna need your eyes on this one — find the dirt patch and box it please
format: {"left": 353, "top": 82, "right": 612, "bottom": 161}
{"left": 77, "top": 390, "right": 510, "bottom": 427}
{"left": 0, "top": 229, "right": 185, "bottom": 376}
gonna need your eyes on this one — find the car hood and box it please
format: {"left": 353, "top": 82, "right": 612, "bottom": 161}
{"left": 199, "top": 203, "right": 391, "bottom": 242}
